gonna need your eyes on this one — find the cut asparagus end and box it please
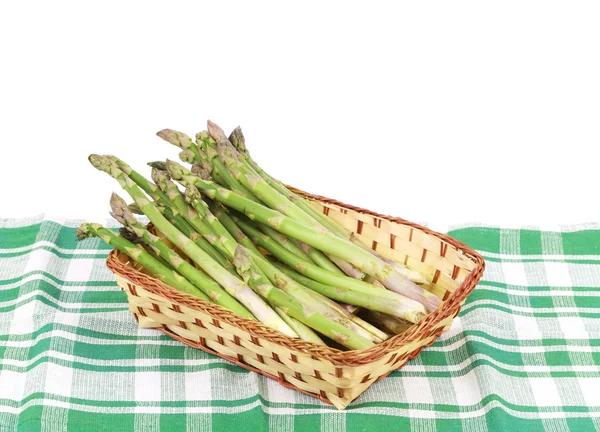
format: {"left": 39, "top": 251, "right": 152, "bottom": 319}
{"left": 156, "top": 129, "right": 194, "bottom": 150}
{"left": 147, "top": 161, "right": 168, "bottom": 171}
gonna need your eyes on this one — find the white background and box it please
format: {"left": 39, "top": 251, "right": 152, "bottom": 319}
{"left": 1, "top": 1, "right": 598, "bottom": 233}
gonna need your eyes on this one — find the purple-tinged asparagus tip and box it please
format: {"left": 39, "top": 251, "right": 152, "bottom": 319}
{"left": 207, "top": 120, "right": 228, "bottom": 143}
{"left": 109, "top": 193, "right": 137, "bottom": 226}
{"left": 156, "top": 129, "right": 194, "bottom": 149}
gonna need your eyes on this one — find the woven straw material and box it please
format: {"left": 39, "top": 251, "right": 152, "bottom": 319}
{"left": 106, "top": 188, "right": 485, "bottom": 410}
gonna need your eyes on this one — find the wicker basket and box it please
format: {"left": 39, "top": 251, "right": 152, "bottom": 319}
{"left": 106, "top": 187, "right": 485, "bottom": 410}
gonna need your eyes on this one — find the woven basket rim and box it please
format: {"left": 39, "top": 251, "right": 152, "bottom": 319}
{"left": 106, "top": 187, "right": 485, "bottom": 366}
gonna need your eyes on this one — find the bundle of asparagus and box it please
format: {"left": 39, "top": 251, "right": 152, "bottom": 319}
{"left": 79, "top": 120, "right": 442, "bottom": 350}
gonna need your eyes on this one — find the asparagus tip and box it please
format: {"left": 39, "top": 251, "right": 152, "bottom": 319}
{"left": 157, "top": 129, "right": 194, "bottom": 149}
{"left": 128, "top": 202, "right": 143, "bottom": 215}
{"left": 109, "top": 192, "right": 135, "bottom": 226}
{"left": 178, "top": 149, "right": 196, "bottom": 164}
{"left": 165, "top": 159, "right": 188, "bottom": 181}
{"left": 88, "top": 154, "right": 103, "bottom": 168}
{"left": 150, "top": 166, "right": 169, "bottom": 185}
{"left": 195, "top": 130, "right": 210, "bottom": 144}
{"left": 207, "top": 120, "right": 227, "bottom": 142}
{"left": 228, "top": 126, "right": 247, "bottom": 154}
{"left": 191, "top": 163, "right": 212, "bottom": 181}
{"left": 147, "top": 161, "right": 167, "bottom": 171}
{"left": 184, "top": 184, "right": 202, "bottom": 204}
{"left": 76, "top": 223, "right": 94, "bottom": 241}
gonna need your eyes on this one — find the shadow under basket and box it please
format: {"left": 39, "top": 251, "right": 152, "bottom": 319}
{"left": 106, "top": 187, "right": 485, "bottom": 410}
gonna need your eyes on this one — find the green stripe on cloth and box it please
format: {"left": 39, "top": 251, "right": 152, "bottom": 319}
{"left": 1, "top": 216, "right": 599, "bottom": 431}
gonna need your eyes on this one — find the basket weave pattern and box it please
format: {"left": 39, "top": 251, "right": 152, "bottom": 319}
{"left": 106, "top": 188, "right": 485, "bottom": 409}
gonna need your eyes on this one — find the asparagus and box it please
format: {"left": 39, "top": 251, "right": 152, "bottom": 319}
{"left": 226, "top": 127, "right": 429, "bottom": 285}
{"left": 229, "top": 212, "right": 427, "bottom": 321}
{"left": 157, "top": 129, "right": 202, "bottom": 164}
{"left": 77, "top": 223, "right": 211, "bottom": 302}
{"left": 154, "top": 175, "right": 322, "bottom": 344}
{"left": 109, "top": 193, "right": 253, "bottom": 319}
{"left": 156, "top": 204, "right": 231, "bottom": 269}
{"left": 274, "top": 307, "right": 326, "bottom": 345}
{"left": 257, "top": 222, "right": 362, "bottom": 315}
{"left": 183, "top": 189, "right": 379, "bottom": 341}
{"left": 211, "top": 125, "right": 358, "bottom": 278}
{"left": 128, "top": 202, "right": 143, "bottom": 215}
{"left": 234, "top": 247, "right": 374, "bottom": 350}
{"left": 228, "top": 126, "right": 248, "bottom": 155}
{"left": 195, "top": 131, "right": 259, "bottom": 201}
{"left": 269, "top": 259, "right": 425, "bottom": 324}
{"left": 108, "top": 156, "right": 230, "bottom": 268}
{"left": 257, "top": 223, "right": 314, "bottom": 263}
{"left": 151, "top": 168, "right": 236, "bottom": 273}
{"left": 88, "top": 155, "right": 297, "bottom": 338}
{"left": 179, "top": 149, "right": 196, "bottom": 164}
{"left": 166, "top": 160, "right": 441, "bottom": 311}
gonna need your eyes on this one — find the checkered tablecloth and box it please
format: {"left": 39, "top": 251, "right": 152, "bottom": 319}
{"left": 1, "top": 215, "right": 599, "bottom": 431}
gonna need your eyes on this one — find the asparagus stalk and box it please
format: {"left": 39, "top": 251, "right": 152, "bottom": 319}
{"left": 256, "top": 222, "right": 361, "bottom": 315}
{"left": 275, "top": 268, "right": 389, "bottom": 342}
{"left": 156, "top": 204, "right": 231, "bottom": 269}
{"left": 88, "top": 155, "right": 297, "bottom": 337}
{"left": 269, "top": 259, "right": 425, "bottom": 324}
{"left": 157, "top": 129, "right": 202, "bottom": 164}
{"left": 229, "top": 212, "right": 427, "bottom": 321}
{"left": 257, "top": 223, "right": 314, "bottom": 263}
{"left": 195, "top": 131, "right": 259, "bottom": 202}
{"left": 274, "top": 307, "right": 326, "bottom": 345}
{"left": 211, "top": 127, "right": 359, "bottom": 278}
{"left": 166, "top": 159, "right": 442, "bottom": 311}
{"left": 234, "top": 247, "right": 374, "bottom": 350}
{"left": 151, "top": 168, "right": 237, "bottom": 272}
{"left": 226, "top": 127, "right": 429, "bottom": 284}
{"left": 107, "top": 156, "right": 230, "bottom": 267}
{"left": 185, "top": 191, "right": 379, "bottom": 341}
{"left": 77, "top": 223, "right": 211, "bottom": 302}
{"left": 109, "top": 193, "right": 253, "bottom": 319}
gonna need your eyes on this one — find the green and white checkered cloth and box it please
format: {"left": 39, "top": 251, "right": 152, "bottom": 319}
{"left": 1, "top": 215, "right": 599, "bottom": 431}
